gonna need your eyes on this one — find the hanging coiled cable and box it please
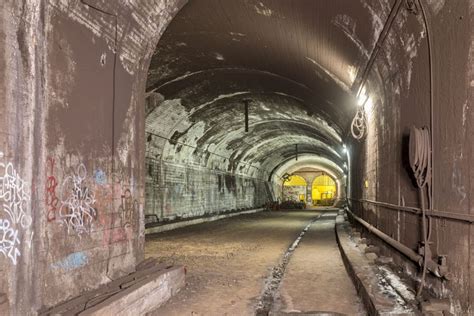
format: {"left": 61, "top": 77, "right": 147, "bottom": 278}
{"left": 351, "top": 105, "right": 368, "bottom": 140}
{"left": 409, "top": 126, "right": 431, "bottom": 188}
{"left": 409, "top": 126, "right": 432, "bottom": 298}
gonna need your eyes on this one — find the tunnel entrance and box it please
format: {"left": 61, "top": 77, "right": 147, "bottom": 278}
{"left": 312, "top": 174, "right": 337, "bottom": 206}
{"left": 282, "top": 175, "right": 307, "bottom": 203}
{"left": 140, "top": 1, "right": 354, "bottom": 312}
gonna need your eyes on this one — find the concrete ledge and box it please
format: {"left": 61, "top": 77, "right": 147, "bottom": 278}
{"left": 39, "top": 262, "right": 185, "bottom": 315}
{"left": 145, "top": 208, "right": 265, "bottom": 234}
{"left": 81, "top": 266, "right": 184, "bottom": 315}
{"left": 335, "top": 215, "right": 417, "bottom": 316}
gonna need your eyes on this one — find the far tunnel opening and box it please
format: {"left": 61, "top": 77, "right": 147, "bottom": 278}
{"left": 282, "top": 174, "right": 307, "bottom": 203}
{"left": 312, "top": 174, "right": 337, "bottom": 206}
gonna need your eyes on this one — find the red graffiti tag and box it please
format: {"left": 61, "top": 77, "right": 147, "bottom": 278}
{"left": 45, "top": 157, "right": 59, "bottom": 221}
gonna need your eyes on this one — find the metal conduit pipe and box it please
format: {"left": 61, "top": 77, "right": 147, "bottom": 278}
{"left": 352, "top": 0, "right": 404, "bottom": 97}
{"left": 346, "top": 208, "right": 451, "bottom": 279}
{"left": 348, "top": 198, "right": 474, "bottom": 224}
{"left": 346, "top": 208, "right": 422, "bottom": 264}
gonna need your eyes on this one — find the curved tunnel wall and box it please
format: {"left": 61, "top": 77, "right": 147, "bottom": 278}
{"left": 347, "top": 1, "right": 474, "bottom": 313}
{"left": 0, "top": 0, "right": 185, "bottom": 313}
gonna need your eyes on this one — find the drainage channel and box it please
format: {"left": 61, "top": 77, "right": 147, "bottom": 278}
{"left": 255, "top": 213, "right": 323, "bottom": 315}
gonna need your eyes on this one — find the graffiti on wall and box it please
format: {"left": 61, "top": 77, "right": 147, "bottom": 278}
{"left": 59, "top": 164, "right": 97, "bottom": 236}
{"left": 0, "top": 161, "right": 32, "bottom": 228}
{"left": 51, "top": 251, "right": 88, "bottom": 271}
{"left": 93, "top": 168, "right": 107, "bottom": 186}
{"left": 45, "top": 157, "right": 59, "bottom": 221}
{"left": 0, "top": 219, "right": 20, "bottom": 265}
{"left": 119, "top": 189, "right": 138, "bottom": 227}
{"left": 112, "top": 169, "right": 138, "bottom": 227}
{"left": 0, "top": 152, "right": 32, "bottom": 265}
{"left": 100, "top": 169, "right": 139, "bottom": 245}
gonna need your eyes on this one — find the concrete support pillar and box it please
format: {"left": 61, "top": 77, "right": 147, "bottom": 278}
{"left": 306, "top": 184, "right": 313, "bottom": 205}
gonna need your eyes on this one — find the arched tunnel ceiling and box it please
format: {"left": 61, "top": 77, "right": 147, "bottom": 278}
{"left": 146, "top": 0, "right": 392, "bottom": 177}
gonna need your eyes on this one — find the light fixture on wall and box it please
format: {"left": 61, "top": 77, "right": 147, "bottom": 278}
{"left": 357, "top": 92, "right": 369, "bottom": 107}
{"left": 282, "top": 173, "right": 291, "bottom": 183}
{"left": 281, "top": 173, "right": 291, "bottom": 200}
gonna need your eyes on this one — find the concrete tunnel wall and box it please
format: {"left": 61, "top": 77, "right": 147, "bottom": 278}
{"left": 0, "top": 0, "right": 185, "bottom": 314}
{"left": 348, "top": 1, "right": 474, "bottom": 313}
{"left": 0, "top": 0, "right": 474, "bottom": 314}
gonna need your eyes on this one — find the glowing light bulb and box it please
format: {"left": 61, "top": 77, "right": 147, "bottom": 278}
{"left": 357, "top": 93, "right": 368, "bottom": 107}
{"left": 356, "top": 86, "right": 369, "bottom": 107}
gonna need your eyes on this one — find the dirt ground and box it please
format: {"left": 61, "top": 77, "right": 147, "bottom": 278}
{"left": 275, "top": 213, "right": 365, "bottom": 315}
{"left": 145, "top": 210, "right": 365, "bottom": 315}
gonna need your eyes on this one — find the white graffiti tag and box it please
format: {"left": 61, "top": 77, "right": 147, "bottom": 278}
{"left": 0, "top": 219, "right": 20, "bottom": 265}
{"left": 59, "top": 164, "right": 97, "bottom": 235}
{"left": 0, "top": 153, "right": 31, "bottom": 265}
{"left": 0, "top": 162, "right": 32, "bottom": 228}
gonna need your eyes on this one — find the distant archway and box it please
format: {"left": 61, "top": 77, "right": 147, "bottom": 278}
{"left": 283, "top": 175, "right": 307, "bottom": 202}
{"left": 312, "top": 174, "right": 337, "bottom": 206}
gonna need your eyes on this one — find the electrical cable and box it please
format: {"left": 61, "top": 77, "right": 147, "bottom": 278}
{"left": 409, "top": 126, "right": 432, "bottom": 298}
{"left": 79, "top": 0, "right": 118, "bottom": 279}
{"left": 418, "top": 0, "right": 435, "bottom": 257}
{"left": 351, "top": 107, "right": 367, "bottom": 140}
{"left": 418, "top": 0, "right": 435, "bottom": 211}
{"left": 411, "top": 0, "right": 436, "bottom": 298}
{"left": 349, "top": 0, "right": 404, "bottom": 141}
